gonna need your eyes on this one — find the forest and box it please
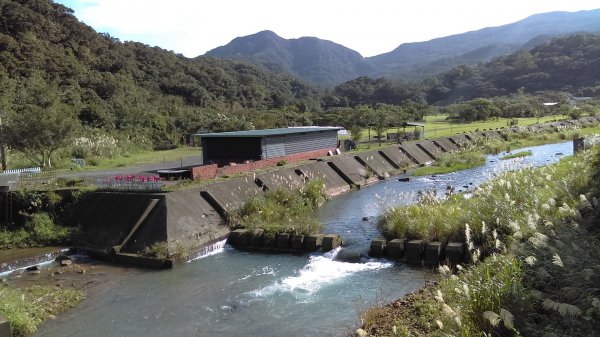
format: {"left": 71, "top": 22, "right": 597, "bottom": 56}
{"left": 0, "top": 0, "right": 599, "bottom": 167}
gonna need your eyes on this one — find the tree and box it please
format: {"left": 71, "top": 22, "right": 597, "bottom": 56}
{"left": 5, "top": 75, "right": 80, "bottom": 168}
{"left": 372, "top": 107, "right": 390, "bottom": 146}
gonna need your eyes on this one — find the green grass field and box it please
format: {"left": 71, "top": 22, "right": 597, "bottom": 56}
{"left": 348, "top": 114, "right": 570, "bottom": 143}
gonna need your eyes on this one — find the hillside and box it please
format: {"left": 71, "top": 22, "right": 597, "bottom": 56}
{"left": 206, "top": 30, "right": 377, "bottom": 87}
{"left": 207, "top": 9, "right": 600, "bottom": 86}
{"left": 426, "top": 34, "right": 600, "bottom": 104}
{"left": 328, "top": 34, "right": 600, "bottom": 107}
{"left": 369, "top": 8, "right": 600, "bottom": 81}
{"left": 0, "top": 0, "right": 323, "bottom": 146}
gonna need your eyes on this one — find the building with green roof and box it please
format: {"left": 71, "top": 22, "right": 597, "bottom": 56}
{"left": 195, "top": 127, "right": 341, "bottom": 166}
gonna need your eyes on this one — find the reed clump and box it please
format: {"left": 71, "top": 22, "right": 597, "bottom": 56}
{"left": 228, "top": 179, "right": 327, "bottom": 235}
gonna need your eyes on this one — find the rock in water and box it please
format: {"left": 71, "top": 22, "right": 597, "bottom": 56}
{"left": 355, "top": 328, "right": 368, "bottom": 337}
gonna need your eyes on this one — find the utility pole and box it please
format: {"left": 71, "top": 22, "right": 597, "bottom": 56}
{"left": 0, "top": 115, "right": 6, "bottom": 171}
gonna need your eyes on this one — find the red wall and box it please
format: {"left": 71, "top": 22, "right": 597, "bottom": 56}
{"left": 191, "top": 148, "right": 336, "bottom": 180}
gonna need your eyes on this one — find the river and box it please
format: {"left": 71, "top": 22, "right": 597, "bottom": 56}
{"left": 33, "top": 141, "right": 572, "bottom": 337}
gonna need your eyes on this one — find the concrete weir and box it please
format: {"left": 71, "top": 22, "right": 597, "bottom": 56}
{"left": 449, "top": 134, "right": 472, "bottom": 147}
{"left": 432, "top": 137, "right": 459, "bottom": 152}
{"left": 416, "top": 140, "right": 445, "bottom": 160}
{"left": 199, "top": 176, "right": 262, "bottom": 215}
{"left": 327, "top": 156, "right": 379, "bottom": 187}
{"left": 295, "top": 161, "right": 350, "bottom": 197}
{"left": 255, "top": 167, "right": 306, "bottom": 191}
{"left": 399, "top": 143, "right": 434, "bottom": 165}
{"left": 379, "top": 147, "right": 414, "bottom": 169}
{"left": 354, "top": 151, "right": 397, "bottom": 178}
{"left": 70, "top": 189, "right": 228, "bottom": 268}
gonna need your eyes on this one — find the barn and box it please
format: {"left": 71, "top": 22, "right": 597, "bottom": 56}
{"left": 196, "top": 127, "right": 341, "bottom": 166}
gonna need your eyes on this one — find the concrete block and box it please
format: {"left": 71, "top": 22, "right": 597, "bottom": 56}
{"left": 445, "top": 242, "right": 464, "bottom": 265}
{"left": 304, "top": 234, "right": 324, "bottom": 252}
{"left": 249, "top": 229, "right": 265, "bottom": 246}
{"left": 424, "top": 241, "right": 445, "bottom": 266}
{"left": 227, "top": 229, "right": 250, "bottom": 246}
{"left": 0, "top": 314, "right": 11, "bottom": 337}
{"left": 276, "top": 233, "right": 291, "bottom": 249}
{"left": 379, "top": 147, "right": 414, "bottom": 169}
{"left": 322, "top": 234, "right": 343, "bottom": 251}
{"left": 400, "top": 143, "right": 433, "bottom": 165}
{"left": 261, "top": 234, "right": 277, "bottom": 247}
{"left": 369, "top": 238, "right": 387, "bottom": 257}
{"left": 406, "top": 240, "right": 424, "bottom": 264}
{"left": 386, "top": 238, "right": 407, "bottom": 259}
{"left": 291, "top": 235, "right": 305, "bottom": 250}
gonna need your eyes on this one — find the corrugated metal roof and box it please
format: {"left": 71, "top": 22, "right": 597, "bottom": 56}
{"left": 195, "top": 127, "right": 342, "bottom": 138}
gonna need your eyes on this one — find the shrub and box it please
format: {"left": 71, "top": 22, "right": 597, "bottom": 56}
{"left": 276, "top": 160, "right": 287, "bottom": 166}
{"left": 231, "top": 179, "right": 326, "bottom": 235}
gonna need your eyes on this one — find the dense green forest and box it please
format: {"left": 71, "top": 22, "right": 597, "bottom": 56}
{"left": 327, "top": 34, "right": 600, "bottom": 107}
{"left": 0, "top": 0, "right": 598, "bottom": 168}
{"left": 0, "top": 0, "right": 322, "bottom": 150}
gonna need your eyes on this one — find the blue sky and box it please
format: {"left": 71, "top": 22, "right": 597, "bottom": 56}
{"left": 55, "top": 0, "right": 600, "bottom": 58}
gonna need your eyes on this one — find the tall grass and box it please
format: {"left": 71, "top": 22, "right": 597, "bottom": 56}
{"left": 412, "top": 146, "right": 486, "bottom": 176}
{"left": 228, "top": 179, "right": 327, "bottom": 235}
{"left": 379, "top": 145, "right": 595, "bottom": 249}
{"left": 365, "top": 145, "right": 600, "bottom": 337}
{"left": 0, "top": 284, "right": 83, "bottom": 337}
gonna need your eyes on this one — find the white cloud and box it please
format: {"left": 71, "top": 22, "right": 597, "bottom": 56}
{"left": 58, "top": 0, "right": 600, "bottom": 57}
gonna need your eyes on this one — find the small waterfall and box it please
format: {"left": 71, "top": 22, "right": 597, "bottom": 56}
{"left": 187, "top": 239, "right": 227, "bottom": 262}
{"left": 0, "top": 248, "right": 72, "bottom": 276}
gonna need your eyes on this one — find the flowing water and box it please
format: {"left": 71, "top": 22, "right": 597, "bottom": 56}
{"left": 33, "top": 141, "right": 572, "bottom": 337}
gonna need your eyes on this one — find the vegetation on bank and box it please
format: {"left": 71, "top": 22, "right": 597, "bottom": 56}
{"left": 0, "top": 284, "right": 83, "bottom": 337}
{"left": 501, "top": 150, "right": 532, "bottom": 160}
{"left": 363, "top": 145, "right": 600, "bottom": 336}
{"left": 412, "top": 147, "right": 486, "bottom": 176}
{"left": 228, "top": 179, "right": 327, "bottom": 236}
{"left": 0, "top": 189, "right": 85, "bottom": 249}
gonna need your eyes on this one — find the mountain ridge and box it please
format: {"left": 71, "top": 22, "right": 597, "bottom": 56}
{"left": 206, "top": 8, "right": 600, "bottom": 86}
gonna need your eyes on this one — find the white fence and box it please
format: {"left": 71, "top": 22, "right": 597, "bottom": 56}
{"left": 1, "top": 167, "right": 41, "bottom": 175}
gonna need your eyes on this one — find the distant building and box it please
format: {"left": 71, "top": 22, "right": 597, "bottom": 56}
{"left": 195, "top": 127, "right": 341, "bottom": 166}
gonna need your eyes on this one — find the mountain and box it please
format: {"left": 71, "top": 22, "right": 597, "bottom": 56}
{"left": 208, "top": 9, "right": 600, "bottom": 86}
{"left": 205, "top": 30, "right": 377, "bottom": 87}
{"left": 0, "top": 0, "right": 324, "bottom": 145}
{"left": 369, "top": 9, "right": 600, "bottom": 80}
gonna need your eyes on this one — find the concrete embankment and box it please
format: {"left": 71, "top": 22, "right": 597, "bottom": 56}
{"left": 69, "top": 117, "right": 595, "bottom": 268}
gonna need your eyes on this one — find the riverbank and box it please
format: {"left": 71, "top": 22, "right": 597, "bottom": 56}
{"left": 359, "top": 146, "right": 600, "bottom": 336}
{"left": 1, "top": 254, "right": 142, "bottom": 337}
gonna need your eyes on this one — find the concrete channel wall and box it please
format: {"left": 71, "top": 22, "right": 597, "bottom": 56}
{"left": 71, "top": 118, "right": 595, "bottom": 268}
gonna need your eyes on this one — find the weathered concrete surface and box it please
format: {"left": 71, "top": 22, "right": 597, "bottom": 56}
{"left": 433, "top": 138, "right": 459, "bottom": 152}
{"left": 276, "top": 233, "right": 291, "bottom": 249}
{"left": 369, "top": 238, "right": 387, "bottom": 256}
{"left": 125, "top": 188, "right": 228, "bottom": 254}
{"left": 386, "top": 238, "right": 407, "bottom": 259}
{"left": 445, "top": 242, "right": 464, "bottom": 265}
{"left": 327, "top": 156, "right": 379, "bottom": 187}
{"left": 355, "top": 151, "right": 397, "bottom": 178}
{"left": 304, "top": 234, "right": 324, "bottom": 251}
{"left": 228, "top": 229, "right": 250, "bottom": 246}
{"left": 291, "top": 235, "right": 305, "bottom": 250}
{"left": 70, "top": 192, "right": 166, "bottom": 254}
{"left": 200, "top": 176, "right": 262, "bottom": 215}
{"left": 379, "top": 147, "right": 414, "bottom": 169}
{"left": 255, "top": 168, "right": 305, "bottom": 191}
{"left": 416, "top": 141, "right": 444, "bottom": 160}
{"left": 424, "top": 241, "right": 445, "bottom": 266}
{"left": 448, "top": 134, "right": 471, "bottom": 147}
{"left": 295, "top": 161, "right": 350, "bottom": 197}
{"left": 399, "top": 143, "right": 434, "bottom": 165}
{"left": 0, "top": 314, "right": 11, "bottom": 337}
{"left": 115, "top": 253, "right": 172, "bottom": 269}
{"left": 322, "top": 234, "right": 343, "bottom": 251}
{"left": 406, "top": 240, "right": 424, "bottom": 264}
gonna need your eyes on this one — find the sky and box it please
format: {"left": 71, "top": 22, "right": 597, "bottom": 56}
{"left": 55, "top": 0, "right": 600, "bottom": 58}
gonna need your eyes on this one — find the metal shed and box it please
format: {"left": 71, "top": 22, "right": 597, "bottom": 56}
{"left": 196, "top": 127, "right": 341, "bottom": 165}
